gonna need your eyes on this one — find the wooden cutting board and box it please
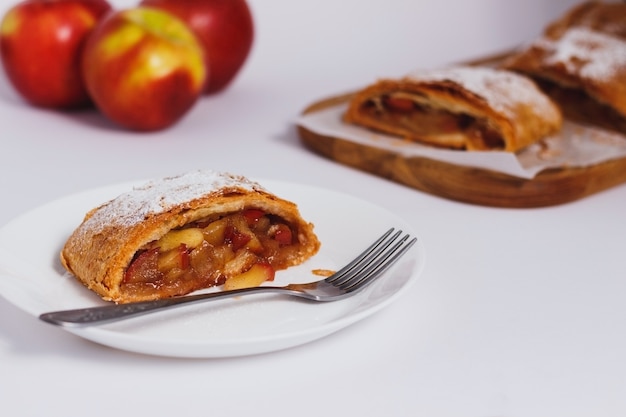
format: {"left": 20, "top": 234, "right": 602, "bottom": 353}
{"left": 298, "top": 92, "right": 626, "bottom": 209}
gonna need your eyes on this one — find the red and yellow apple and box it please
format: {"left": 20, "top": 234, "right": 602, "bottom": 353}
{"left": 81, "top": 7, "right": 207, "bottom": 131}
{"left": 139, "top": 0, "right": 253, "bottom": 94}
{"left": 0, "top": 0, "right": 112, "bottom": 108}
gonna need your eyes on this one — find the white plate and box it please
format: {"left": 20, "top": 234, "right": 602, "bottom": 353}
{"left": 0, "top": 179, "right": 425, "bottom": 358}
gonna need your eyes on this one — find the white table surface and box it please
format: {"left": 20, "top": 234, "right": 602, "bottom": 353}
{"left": 2, "top": 0, "right": 625, "bottom": 415}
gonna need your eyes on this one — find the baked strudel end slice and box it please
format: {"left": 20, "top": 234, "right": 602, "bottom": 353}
{"left": 60, "top": 170, "right": 321, "bottom": 303}
{"left": 343, "top": 66, "right": 562, "bottom": 152}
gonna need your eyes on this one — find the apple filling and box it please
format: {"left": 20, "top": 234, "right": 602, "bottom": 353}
{"left": 363, "top": 92, "right": 505, "bottom": 150}
{"left": 121, "top": 209, "right": 299, "bottom": 299}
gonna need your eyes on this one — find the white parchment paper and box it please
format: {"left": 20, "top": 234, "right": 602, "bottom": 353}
{"left": 297, "top": 103, "right": 626, "bottom": 179}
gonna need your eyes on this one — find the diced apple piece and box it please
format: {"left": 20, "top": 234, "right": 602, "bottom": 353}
{"left": 223, "top": 263, "right": 275, "bottom": 291}
{"left": 242, "top": 209, "right": 265, "bottom": 226}
{"left": 225, "top": 225, "right": 251, "bottom": 250}
{"left": 255, "top": 216, "right": 271, "bottom": 233}
{"left": 202, "top": 217, "right": 228, "bottom": 245}
{"left": 124, "top": 248, "right": 161, "bottom": 283}
{"left": 227, "top": 215, "right": 263, "bottom": 253}
{"left": 212, "top": 245, "right": 235, "bottom": 269}
{"left": 270, "top": 223, "right": 293, "bottom": 246}
{"left": 189, "top": 241, "right": 215, "bottom": 278}
{"left": 157, "top": 245, "right": 189, "bottom": 271}
{"left": 157, "top": 248, "right": 181, "bottom": 271}
{"left": 163, "top": 267, "right": 186, "bottom": 284}
{"left": 157, "top": 228, "right": 204, "bottom": 251}
{"left": 223, "top": 249, "right": 257, "bottom": 277}
{"left": 245, "top": 233, "right": 263, "bottom": 254}
{"left": 383, "top": 95, "right": 416, "bottom": 113}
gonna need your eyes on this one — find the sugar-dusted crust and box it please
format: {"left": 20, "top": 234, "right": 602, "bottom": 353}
{"left": 343, "top": 66, "right": 562, "bottom": 152}
{"left": 60, "top": 170, "right": 320, "bottom": 303}
{"left": 502, "top": 1, "right": 626, "bottom": 132}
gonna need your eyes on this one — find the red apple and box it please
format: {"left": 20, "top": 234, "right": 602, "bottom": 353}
{"left": 0, "top": 0, "right": 112, "bottom": 108}
{"left": 81, "top": 7, "right": 207, "bottom": 131}
{"left": 140, "top": 0, "right": 253, "bottom": 94}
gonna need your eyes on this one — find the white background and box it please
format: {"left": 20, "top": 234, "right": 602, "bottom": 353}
{"left": 2, "top": 0, "right": 626, "bottom": 416}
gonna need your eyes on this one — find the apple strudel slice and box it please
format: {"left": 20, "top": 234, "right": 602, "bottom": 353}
{"left": 343, "top": 66, "right": 562, "bottom": 152}
{"left": 502, "top": 1, "right": 626, "bottom": 133}
{"left": 60, "top": 170, "right": 320, "bottom": 304}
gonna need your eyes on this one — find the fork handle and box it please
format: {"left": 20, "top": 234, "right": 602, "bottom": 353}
{"left": 39, "top": 286, "right": 283, "bottom": 327}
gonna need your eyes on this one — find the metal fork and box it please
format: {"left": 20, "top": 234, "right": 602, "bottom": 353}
{"left": 39, "top": 228, "right": 417, "bottom": 327}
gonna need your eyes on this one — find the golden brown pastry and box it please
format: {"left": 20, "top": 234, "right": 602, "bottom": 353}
{"left": 502, "top": 1, "right": 626, "bottom": 133}
{"left": 343, "top": 66, "right": 562, "bottom": 152}
{"left": 60, "top": 170, "right": 320, "bottom": 303}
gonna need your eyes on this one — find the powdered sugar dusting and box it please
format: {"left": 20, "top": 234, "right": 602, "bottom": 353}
{"left": 537, "top": 27, "right": 626, "bottom": 82}
{"left": 81, "top": 170, "right": 266, "bottom": 233}
{"left": 406, "top": 66, "right": 558, "bottom": 120}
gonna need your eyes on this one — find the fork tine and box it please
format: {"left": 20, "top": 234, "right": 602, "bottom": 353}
{"left": 329, "top": 229, "right": 404, "bottom": 287}
{"left": 328, "top": 228, "right": 412, "bottom": 288}
{"left": 335, "top": 231, "right": 409, "bottom": 290}
{"left": 325, "top": 228, "right": 397, "bottom": 286}
{"left": 341, "top": 234, "right": 417, "bottom": 292}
